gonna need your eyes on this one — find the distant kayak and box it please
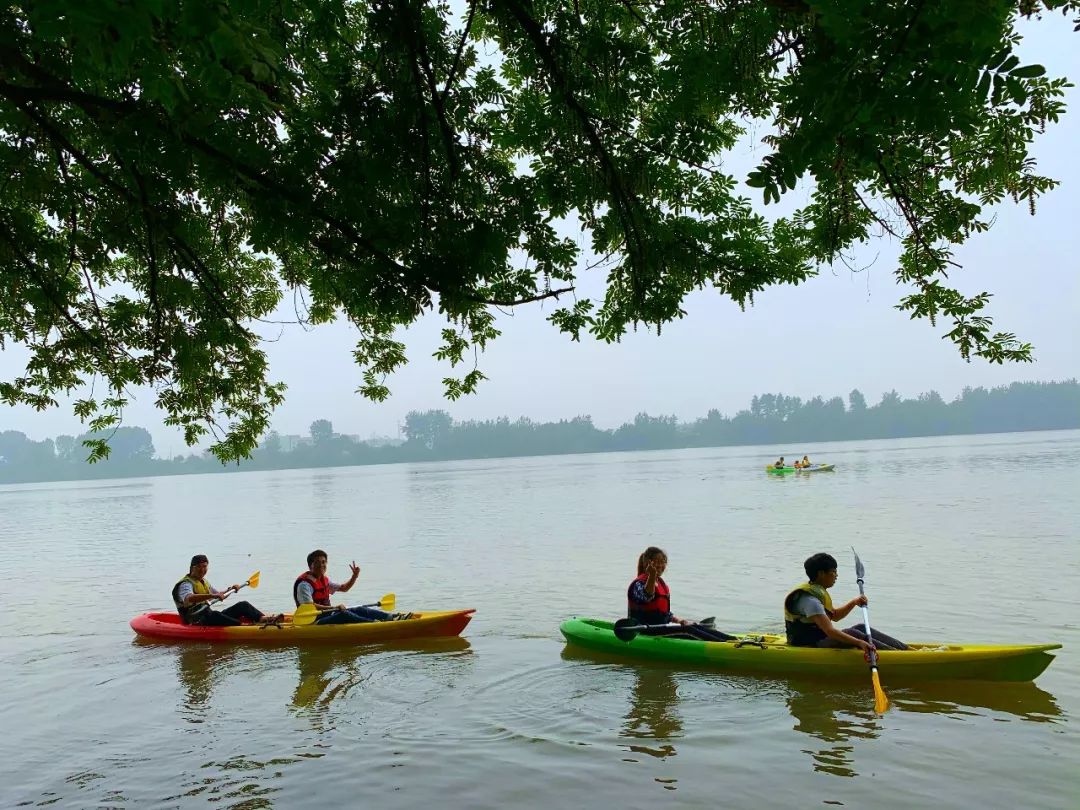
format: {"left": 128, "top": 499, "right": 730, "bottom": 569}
{"left": 131, "top": 609, "right": 475, "bottom": 645}
{"left": 766, "top": 463, "right": 834, "bottom": 473}
{"left": 560, "top": 618, "right": 1060, "bottom": 682}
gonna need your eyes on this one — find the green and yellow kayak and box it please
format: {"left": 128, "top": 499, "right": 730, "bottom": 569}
{"left": 559, "top": 618, "right": 1060, "bottom": 682}
{"left": 766, "top": 463, "right": 835, "bottom": 473}
{"left": 766, "top": 464, "right": 796, "bottom": 474}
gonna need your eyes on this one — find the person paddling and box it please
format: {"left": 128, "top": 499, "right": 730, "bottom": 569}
{"left": 172, "top": 555, "right": 279, "bottom": 626}
{"left": 774, "top": 457, "right": 786, "bottom": 468}
{"left": 294, "top": 549, "right": 412, "bottom": 624}
{"left": 784, "top": 553, "right": 908, "bottom": 651}
{"left": 627, "top": 547, "right": 734, "bottom": 642}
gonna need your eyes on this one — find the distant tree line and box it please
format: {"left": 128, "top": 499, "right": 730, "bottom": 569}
{"left": 1, "top": 380, "right": 1077, "bottom": 485}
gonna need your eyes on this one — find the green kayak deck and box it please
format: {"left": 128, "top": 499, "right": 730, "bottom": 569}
{"left": 560, "top": 618, "right": 1060, "bottom": 683}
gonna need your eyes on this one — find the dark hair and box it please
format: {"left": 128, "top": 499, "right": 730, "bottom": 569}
{"left": 637, "top": 546, "right": 667, "bottom": 575}
{"left": 804, "top": 553, "right": 838, "bottom": 582}
{"left": 307, "top": 549, "right": 328, "bottom": 567}
{"left": 189, "top": 554, "right": 208, "bottom": 570}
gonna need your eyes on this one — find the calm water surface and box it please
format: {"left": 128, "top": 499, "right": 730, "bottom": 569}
{"left": 2, "top": 431, "right": 1078, "bottom": 808}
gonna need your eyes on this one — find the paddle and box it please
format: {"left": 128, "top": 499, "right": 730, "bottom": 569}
{"left": 206, "top": 571, "right": 260, "bottom": 604}
{"left": 613, "top": 617, "right": 716, "bottom": 642}
{"left": 292, "top": 592, "right": 396, "bottom": 626}
{"left": 852, "top": 549, "right": 890, "bottom": 714}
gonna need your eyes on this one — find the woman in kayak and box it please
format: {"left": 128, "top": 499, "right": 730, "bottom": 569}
{"left": 784, "top": 553, "right": 908, "bottom": 651}
{"left": 801, "top": 455, "right": 811, "bottom": 467}
{"left": 628, "top": 547, "right": 735, "bottom": 642}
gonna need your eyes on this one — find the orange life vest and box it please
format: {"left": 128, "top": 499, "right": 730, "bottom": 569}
{"left": 294, "top": 572, "right": 332, "bottom": 607}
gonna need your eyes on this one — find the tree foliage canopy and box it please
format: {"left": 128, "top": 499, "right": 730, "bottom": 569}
{"left": 1, "top": 0, "right": 1077, "bottom": 460}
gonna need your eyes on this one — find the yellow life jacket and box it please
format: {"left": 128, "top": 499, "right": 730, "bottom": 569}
{"left": 783, "top": 582, "right": 835, "bottom": 646}
{"left": 172, "top": 575, "right": 212, "bottom": 622}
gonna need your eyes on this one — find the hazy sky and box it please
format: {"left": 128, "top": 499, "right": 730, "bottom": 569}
{"left": 2, "top": 17, "right": 1078, "bottom": 456}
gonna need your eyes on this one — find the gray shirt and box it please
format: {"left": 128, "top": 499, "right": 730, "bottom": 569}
{"left": 176, "top": 579, "right": 222, "bottom": 614}
{"left": 176, "top": 579, "right": 222, "bottom": 603}
{"left": 791, "top": 591, "right": 828, "bottom": 618}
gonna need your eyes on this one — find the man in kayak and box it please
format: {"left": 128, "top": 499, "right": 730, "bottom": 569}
{"left": 774, "top": 457, "right": 786, "bottom": 468}
{"left": 172, "top": 555, "right": 279, "bottom": 626}
{"left": 784, "top": 553, "right": 908, "bottom": 651}
{"left": 294, "top": 549, "right": 412, "bottom": 624}
{"left": 628, "top": 547, "right": 735, "bottom": 642}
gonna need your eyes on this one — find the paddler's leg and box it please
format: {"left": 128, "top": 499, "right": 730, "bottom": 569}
{"left": 685, "top": 625, "right": 737, "bottom": 642}
{"left": 315, "top": 608, "right": 377, "bottom": 625}
{"left": 817, "top": 626, "right": 908, "bottom": 651}
{"left": 193, "top": 609, "right": 243, "bottom": 627}
{"left": 220, "top": 601, "right": 266, "bottom": 624}
{"left": 344, "top": 605, "right": 394, "bottom": 622}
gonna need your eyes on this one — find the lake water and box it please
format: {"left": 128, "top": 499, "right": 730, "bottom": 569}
{"left": 2, "top": 430, "right": 1078, "bottom": 808}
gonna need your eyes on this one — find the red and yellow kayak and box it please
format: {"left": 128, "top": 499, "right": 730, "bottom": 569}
{"left": 131, "top": 609, "right": 475, "bottom": 645}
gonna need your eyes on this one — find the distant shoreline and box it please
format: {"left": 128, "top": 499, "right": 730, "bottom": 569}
{"left": 3, "top": 423, "right": 1076, "bottom": 488}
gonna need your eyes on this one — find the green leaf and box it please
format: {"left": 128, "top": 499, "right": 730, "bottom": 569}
{"left": 1009, "top": 64, "right": 1047, "bottom": 79}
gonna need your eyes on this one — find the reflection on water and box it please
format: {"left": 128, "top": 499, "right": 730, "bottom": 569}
{"left": 292, "top": 638, "right": 474, "bottom": 722}
{"left": 292, "top": 646, "right": 370, "bottom": 720}
{"left": 786, "top": 684, "right": 880, "bottom": 777}
{"left": 140, "top": 640, "right": 241, "bottom": 723}
{"left": 891, "top": 681, "right": 1062, "bottom": 723}
{"left": 161, "top": 753, "right": 294, "bottom": 808}
{"left": 786, "top": 679, "right": 1064, "bottom": 778}
{"left": 621, "top": 666, "right": 683, "bottom": 760}
{"left": 562, "top": 644, "right": 1066, "bottom": 785}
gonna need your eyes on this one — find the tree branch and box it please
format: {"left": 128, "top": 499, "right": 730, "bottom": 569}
{"left": 500, "top": 0, "right": 649, "bottom": 295}
{"left": 440, "top": 0, "right": 476, "bottom": 103}
{"left": 462, "top": 285, "right": 574, "bottom": 307}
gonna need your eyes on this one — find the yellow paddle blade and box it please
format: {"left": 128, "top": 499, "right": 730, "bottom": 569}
{"left": 871, "top": 669, "right": 890, "bottom": 714}
{"left": 247, "top": 571, "right": 260, "bottom": 589}
{"left": 293, "top": 603, "right": 320, "bottom": 626}
{"left": 380, "top": 593, "right": 395, "bottom": 611}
